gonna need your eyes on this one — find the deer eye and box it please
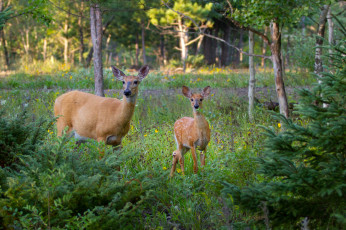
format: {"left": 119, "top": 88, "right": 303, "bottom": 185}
{"left": 200, "top": 99, "right": 203, "bottom": 101}
{"left": 122, "top": 81, "right": 125, "bottom": 84}
{"left": 190, "top": 99, "right": 193, "bottom": 101}
{"left": 134, "top": 81, "right": 138, "bottom": 84}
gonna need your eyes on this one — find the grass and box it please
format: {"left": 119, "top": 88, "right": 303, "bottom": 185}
{"left": 0, "top": 67, "right": 315, "bottom": 90}
{"left": 0, "top": 67, "right": 307, "bottom": 228}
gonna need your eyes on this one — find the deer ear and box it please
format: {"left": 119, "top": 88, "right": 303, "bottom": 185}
{"left": 111, "top": 66, "right": 126, "bottom": 81}
{"left": 138, "top": 65, "right": 150, "bottom": 80}
{"left": 182, "top": 86, "right": 192, "bottom": 98}
{"left": 201, "top": 86, "right": 211, "bottom": 98}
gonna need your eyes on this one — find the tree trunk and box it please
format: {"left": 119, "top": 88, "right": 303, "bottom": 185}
{"left": 195, "top": 34, "right": 203, "bottom": 55}
{"left": 270, "top": 21, "right": 289, "bottom": 118}
{"left": 90, "top": 3, "right": 104, "bottom": 97}
{"left": 78, "top": 0, "right": 85, "bottom": 65}
{"left": 203, "top": 28, "right": 213, "bottom": 65}
{"left": 314, "top": 5, "right": 329, "bottom": 80}
{"left": 141, "top": 23, "right": 147, "bottom": 65}
{"left": 43, "top": 37, "right": 47, "bottom": 61}
{"left": 0, "top": 29, "right": 9, "bottom": 69}
{"left": 221, "top": 24, "right": 231, "bottom": 67}
{"left": 327, "top": 7, "right": 334, "bottom": 64}
{"left": 248, "top": 31, "right": 256, "bottom": 121}
{"left": 178, "top": 17, "right": 187, "bottom": 72}
{"left": 301, "top": 16, "right": 306, "bottom": 36}
{"left": 160, "top": 34, "right": 166, "bottom": 65}
{"left": 135, "top": 32, "right": 139, "bottom": 66}
{"left": 239, "top": 29, "right": 243, "bottom": 62}
{"left": 86, "top": 15, "right": 114, "bottom": 68}
{"left": 105, "top": 33, "right": 111, "bottom": 66}
{"left": 261, "top": 26, "right": 268, "bottom": 68}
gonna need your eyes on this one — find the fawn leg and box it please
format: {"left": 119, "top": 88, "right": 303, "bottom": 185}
{"left": 170, "top": 153, "right": 179, "bottom": 177}
{"left": 191, "top": 147, "right": 198, "bottom": 174}
{"left": 200, "top": 149, "right": 206, "bottom": 167}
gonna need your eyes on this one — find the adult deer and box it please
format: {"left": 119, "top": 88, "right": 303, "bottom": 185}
{"left": 54, "top": 65, "right": 149, "bottom": 146}
{"left": 170, "top": 86, "right": 211, "bottom": 177}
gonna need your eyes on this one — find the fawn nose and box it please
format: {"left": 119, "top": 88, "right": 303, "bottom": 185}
{"left": 194, "top": 104, "right": 199, "bottom": 109}
{"left": 124, "top": 90, "right": 131, "bottom": 96}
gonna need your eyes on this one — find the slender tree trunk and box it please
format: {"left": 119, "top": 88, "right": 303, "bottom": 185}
{"left": 270, "top": 21, "right": 289, "bottom": 118}
{"left": 314, "top": 5, "right": 329, "bottom": 80}
{"left": 178, "top": 18, "right": 187, "bottom": 72}
{"left": 141, "top": 23, "right": 147, "bottom": 65}
{"left": 301, "top": 16, "right": 306, "bottom": 36}
{"left": 90, "top": 3, "right": 104, "bottom": 97}
{"left": 105, "top": 33, "right": 111, "bottom": 65}
{"left": 86, "top": 15, "right": 114, "bottom": 68}
{"left": 78, "top": 0, "right": 85, "bottom": 64}
{"left": 261, "top": 26, "right": 268, "bottom": 68}
{"left": 0, "top": 29, "right": 9, "bottom": 69}
{"left": 63, "top": 18, "right": 69, "bottom": 64}
{"left": 239, "top": 29, "right": 243, "bottom": 62}
{"left": 286, "top": 35, "right": 291, "bottom": 70}
{"left": 248, "top": 31, "right": 256, "bottom": 121}
{"left": 43, "top": 37, "right": 47, "bottom": 61}
{"left": 160, "top": 34, "right": 166, "bottom": 65}
{"left": 221, "top": 24, "right": 231, "bottom": 67}
{"left": 327, "top": 8, "right": 334, "bottom": 64}
{"left": 135, "top": 32, "right": 139, "bottom": 66}
{"left": 195, "top": 34, "right": 203, "bottom": 55}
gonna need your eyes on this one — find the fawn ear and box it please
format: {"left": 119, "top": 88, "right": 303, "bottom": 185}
{"left": 182, "top": 86, "right": 192, "bottom": 98}
{"left": 138, "top": 65, "right": 150, "bottom": 80}
{"left": 201, "top": 86, "right": 211, "bottom": 98}
{"left": 111, "top": 66, "right": 126, "bottom": 81}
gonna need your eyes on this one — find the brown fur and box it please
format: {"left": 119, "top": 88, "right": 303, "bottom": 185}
{"left": 170, "top": 86, "right": 211, "bottom": 177}
{"left": 54, "top": 65, "right": 149, "bottom": 146}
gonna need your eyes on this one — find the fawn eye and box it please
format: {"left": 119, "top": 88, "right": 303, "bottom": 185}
{"left": 200, "top": 99, "right": 203, "bottom": 101}
{"left": 190, "top": 99, "right": 193, "bottom": 101}
{"left": 134, "top": 81, "right": 138, "bottom": 84}
{"left": 122, "top": 81, "right": 125, "bottom": 84}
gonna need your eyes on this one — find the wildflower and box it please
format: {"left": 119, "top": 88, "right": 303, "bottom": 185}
{"left": 247, "top": 131, "right": 251, "bottom": 135}
{"left": 155, "top": 129, "right": 158, "bottom": 133}
{"left": 70, "top": 76, "right": 72, "bottom": 80}
{"left": 62, "top": 73, "right": 64, "bottom": 77}
{"left": 163, "top": 166, "right": 167, "bottom": 170}
{"left": 177, "top": 168, "right": 182, "bottom": 174}
{"left": 227, "top": 79, "right": 230, "bottom": 82}
{"left": 211, "top": 94, "right": 214, "bottom": 97}
{"left": 144, "top": 134, "right": 147, "bottom": 137}
{"left": 173, "top": 76, "right": 176, "bottom": 79}
{"left": 278, "top": 123, "right": 281, "bottom": 128}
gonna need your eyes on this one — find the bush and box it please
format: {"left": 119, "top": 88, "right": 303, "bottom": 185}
{"left": 223, "top": 39, "right": 346, "bottom": 228}
{"left": 0, "top": 108, "right": 53, "bottom": 168}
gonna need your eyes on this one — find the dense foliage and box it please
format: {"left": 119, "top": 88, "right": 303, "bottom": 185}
{"left": 223, "top": 39, "right": 346, "bottom": 228}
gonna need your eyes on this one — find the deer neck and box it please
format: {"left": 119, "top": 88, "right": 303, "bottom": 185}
{"left": 193, "top": 111, "right": 208, "bottom": 133}
{"left": 119, "top": 95, "right": 137, "bottom": 123}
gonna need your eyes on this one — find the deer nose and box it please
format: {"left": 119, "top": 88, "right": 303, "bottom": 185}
{"left": 124, "top": 90, "right": 131, "bottom": 96}
{"left": 194, "top": 104, "right": 199, "bottom": 109}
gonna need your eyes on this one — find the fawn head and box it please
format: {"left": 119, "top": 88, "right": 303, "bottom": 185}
{"left": 111, "top": 65, "right": 149, "bottom": 98}
{"left": 182, "top": 86, "right": 211, "bottom": 111}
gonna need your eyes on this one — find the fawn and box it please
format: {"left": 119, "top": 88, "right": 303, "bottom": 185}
{"left": 170, "top": 86, "right": 211, "bottom": 177}
{"left": 54, "top": 65, "right": 149, "bottom": 147}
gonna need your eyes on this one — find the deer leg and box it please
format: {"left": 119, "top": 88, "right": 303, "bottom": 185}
{"left": 200, "top": 149, "right": 206, "bottom": 167}
{"left": 179, "top": 155, "right": 185, "bottom": 176}
{"left": 170, "top": 153, "right": 179, "bottom": 177}
{"left": 191, "top": 147, "right": 198, "bottom": 174}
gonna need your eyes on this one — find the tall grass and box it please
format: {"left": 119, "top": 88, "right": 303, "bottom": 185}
{"left": 0, "top": 68, "right": 300, "bottom": 228}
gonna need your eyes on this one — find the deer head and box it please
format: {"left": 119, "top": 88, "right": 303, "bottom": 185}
{"left": 182, "top": 85, "right": 211, "bottom": 111}
{"left": 111, "top": 65, "right": 149, "bottom": 98}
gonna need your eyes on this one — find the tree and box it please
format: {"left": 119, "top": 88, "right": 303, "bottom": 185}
{"left": 90, "top": 2, "right": 104, "bottom": 97}
{"left": 148, "top": 0, "right": 212, "bottom": 72}
{"left": 226, "top": 0, "right": 326, "bottom": 118}
{"left": 223, "top": 38, "right": 346, "bottom": 229}
{"left": 248, "top": 31, "right": 255, "bottom": 121}
{"left": 314, "top": 5, "right": 330, "bottom": 80}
